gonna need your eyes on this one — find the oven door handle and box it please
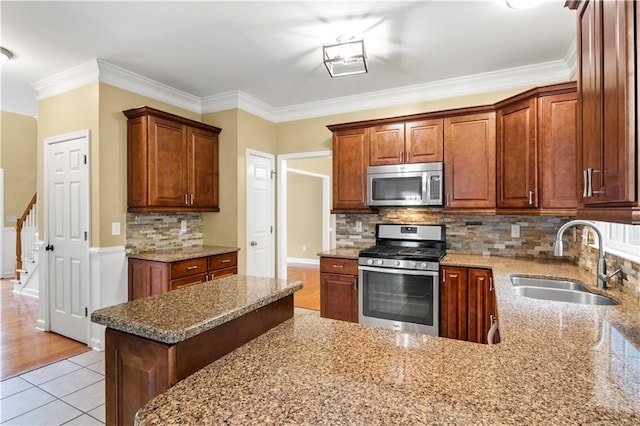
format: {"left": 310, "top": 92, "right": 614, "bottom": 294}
{"left": 358, "top": 265, "right": 439, "bottom": 276}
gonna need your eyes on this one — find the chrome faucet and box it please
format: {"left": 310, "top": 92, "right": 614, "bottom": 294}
{"left": 553, "top": 220, "right": 621, "bottom": 289}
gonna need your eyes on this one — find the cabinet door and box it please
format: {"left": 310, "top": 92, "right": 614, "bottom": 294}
{"left": 187, "top": 127, "right": 219, "bottom": 209}
{"left": 467, "top": 269, "right": 493, "bottom": 344}
{"left": 439, "top": 267, "right": 468, "bottom": 340}
{"left": 128, "top": 259, "right": 169, "bottom": 301}
{"left": 539, "top": 92, "right": 578, "bottom": 209}
{"left": 579, "top": 0, "right": 636, "bottom": 205}
{"left": 369, "top": 123, "right": 405, "bottom": 166}
{"left": 320, "top": 272, "right": 358, "bottom": 323}
{"left": 148, "top": 116, "right": 188, "bottom": 207}
{"left": 444, "top": 112, "right": 496, "bottom": 209}
{"left": 497, "top": 99, "right": 537, "bottom": 208}
{"left": 332, "top": 128, "right": 373, "bottom": 213}
{"left": 405, "top": 119, "right": 444, "bottom": 163}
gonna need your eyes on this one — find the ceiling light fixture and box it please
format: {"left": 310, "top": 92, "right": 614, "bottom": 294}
{"left": 323, "top": 35, "right": 368, "bottom": 78}
{"left": 0, "top": 47, "right": 14, "bottom": 63}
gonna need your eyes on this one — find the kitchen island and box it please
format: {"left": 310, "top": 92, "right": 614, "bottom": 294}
{"left": 91, "top": 274, "right": 302, "bottom": 426}
{"left": 135, "top": 255, "right": 640, "bottom": 425}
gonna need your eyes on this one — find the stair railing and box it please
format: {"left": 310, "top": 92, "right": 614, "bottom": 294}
{"left": 15, "top": 193, "right": 37, "bottom": 280}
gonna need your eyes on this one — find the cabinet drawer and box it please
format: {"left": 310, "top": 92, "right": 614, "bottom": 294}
{"left": 210, "top": 252, "right": 237, "bottom": 270}
{"left": 170, "top": 257, "right": 208, "bottom": 279}
{"left": 320, "top": 257, "right": 358, "bottom": 275}
{"left": 170, "top": 273, "right": 207, "bottom": 291}
{"left": 210, "top": 267, "right": 238, "bottom": 280}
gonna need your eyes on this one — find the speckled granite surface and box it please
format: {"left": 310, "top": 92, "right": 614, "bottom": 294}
{"left": 91, "top": 275, "right": 302, "bottom": 344}
{"left": 316, "top": 248, "right": 361, "bottom": 259}
{"left": 127, "top": 245, "right": 238, "bottom": 262}
{"left": 135, "top": 255, "right": 640, "bottom": 425}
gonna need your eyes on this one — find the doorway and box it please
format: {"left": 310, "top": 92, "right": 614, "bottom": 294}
{"left": 246, "top": 149, "right": 275, "bottom": 278}
{"left": 43, "top": 130, "right": 90, "bottom": 344}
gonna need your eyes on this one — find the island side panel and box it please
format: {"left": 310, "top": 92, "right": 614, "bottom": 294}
{"left": 175, "top": 294, "right": 294, "bottom": 380}
{"left": 106, "top": 329, "right": 177, "bottom": 426}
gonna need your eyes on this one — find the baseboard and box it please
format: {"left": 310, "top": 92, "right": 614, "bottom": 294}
{"left": 36, "top": 318, "right": 47, "bottom": 332}
{"left": 287, "top": 257, "right": 320, "bottom": 266}
{"left": 15, "top": 286, "right": 39, "bottom": 299}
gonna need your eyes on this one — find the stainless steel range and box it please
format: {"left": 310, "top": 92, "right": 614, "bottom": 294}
{"left": 358, "top": 224, "right": 445, "bottom": 336}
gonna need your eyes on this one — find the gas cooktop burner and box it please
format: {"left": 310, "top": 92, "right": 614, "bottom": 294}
{"left": 359, "top": 246, "right": 445, "bottom": 261}
{"left": 358, "top": 223, "right": 446, "bottom": 265}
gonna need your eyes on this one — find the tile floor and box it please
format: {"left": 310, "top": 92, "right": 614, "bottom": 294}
{"left": 0, "top": 350, "right": 105, "bottom": 425}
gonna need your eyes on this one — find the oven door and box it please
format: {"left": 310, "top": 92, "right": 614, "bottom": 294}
{"left": 358, "top": 266, "right": 439, "bottom": 336}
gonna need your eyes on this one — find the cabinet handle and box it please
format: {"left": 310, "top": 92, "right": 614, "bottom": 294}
{"left": 184, "top": 194, "right": 188, "bottom": 205}
{"left": 332, "top": 264, "right": 344, "bottom": 268}
{"left": 399, "top": 151, "right": 403, "bottom": 162}
{"left": 406, "top": 151, "right": 410, "bottom": 162}
{"left": 489, "top": 277, "right": 494, "bottom": 292}
{"left": 190, "top": 194, "right": 194, "bottom": 205}
{"left": 446, "top": 193, "right": 449, "bottom": 207}
{"left": 487, "top": 315, "right": 499, "bottom": 346}
{"left": 583, "top": 169, "right": 588, "bottom": 197}
{"left": 528, "top": 190, "right": 534, "bottom": 206}
{"left": 586, "top": 168, "right": 593, "bottom": 197}
{"left": 186, "top": 265, "right": 199, "bottom": 270}
{"left": 221, "top": 259, "right": 231, "bottom": 263}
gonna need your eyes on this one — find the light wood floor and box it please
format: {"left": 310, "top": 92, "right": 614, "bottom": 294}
{"left": 289, "top": 264, "right": 320, "bottom": 311}
{"left": 1, "top": 279, "right": 88, "bottom": 380}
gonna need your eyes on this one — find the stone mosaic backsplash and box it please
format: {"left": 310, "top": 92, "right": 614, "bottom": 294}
{"left": 335, "top": 208, "right": 639, "bottom": 298}
{"left": 126, "top": 213, "right": 203, "bottom": 254}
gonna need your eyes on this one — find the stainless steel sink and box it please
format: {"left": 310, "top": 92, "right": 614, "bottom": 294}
{"left": 511, "top": 276, "right": 619, "bottom": 306}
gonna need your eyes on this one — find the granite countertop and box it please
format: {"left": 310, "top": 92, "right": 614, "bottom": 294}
{"left": 127, "top": 245, "right": 239, "bottom": 262}
{"left": 135, "top": 255, "right": 640, "bottom": 424}
{"left": 317, "top": 248, "right": 361, "bottom": 260}
{"left": 91, "top": 275, "right": 302, "bottom": 344}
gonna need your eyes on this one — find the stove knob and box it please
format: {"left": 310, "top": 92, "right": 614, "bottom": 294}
{"left": 367, "top": 259, "right": 373, "bottom": 265}
{"left": 409, "top": 261, "right": 417, "bottom": 268}
{"left": 394, "top": 260, "right": 401, "bottom": 267}
{"left": 375, "top": 259, "right": 383, "bottom": 266}
{"left": 420, "top": 262, "right": 428, "bottom": 269}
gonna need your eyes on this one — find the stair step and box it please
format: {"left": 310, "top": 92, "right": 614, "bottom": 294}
{"left": 23, "top": 258, "right": 36, "bottom": 263}
{"left": 16, "top": 269, "right": 28, "bottom": 274}
{"left": 10, "top": 279, "right": 21, "bottom": 285}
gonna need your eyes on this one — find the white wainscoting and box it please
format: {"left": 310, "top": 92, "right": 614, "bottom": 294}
{"left": 88, "top": 246, "right": 127, "bottom": 350}
{"left": 2, "top": 227, "right": 16, "bottom": 278}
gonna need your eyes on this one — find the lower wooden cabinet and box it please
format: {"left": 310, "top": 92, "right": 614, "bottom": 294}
{"left": 320, "top": 257, "right": 358, "bottom": 322}
{"left": 440, "top": 266, "right": 499, "bottom": 344}
{"left": 128, "top": 251, "right": 238, "bottom": 300}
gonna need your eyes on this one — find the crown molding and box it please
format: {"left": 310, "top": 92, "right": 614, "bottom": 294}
{"left": 32, "top": 60, "right": 100, "bottom": 100}
{"left": 30, "top": 55, "right": 574, "bottom": 123}
{"left": 96, "top": 59, "right": 201, "bottom": 113}
{"left": 564, "top": 38, "right": 578, "bottom": 79}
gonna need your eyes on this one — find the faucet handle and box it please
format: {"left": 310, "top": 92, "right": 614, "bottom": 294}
{"left": 603, "top": 268, "right": 622, "bottom": 283}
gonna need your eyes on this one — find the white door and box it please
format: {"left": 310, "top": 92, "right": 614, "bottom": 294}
{"left": 46, "top": 130, "right": 90, "bottom": 343}
{"left": 246, "top": 150, "right": 274, "bottom": 277}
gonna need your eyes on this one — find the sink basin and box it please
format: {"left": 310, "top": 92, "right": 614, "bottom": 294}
{"left": 511, "top": 276, "right": 618, "bottom": 306}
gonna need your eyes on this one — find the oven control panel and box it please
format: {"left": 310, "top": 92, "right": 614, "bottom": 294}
{"left": 359, "top": 257, "right": 439, "bottom": 271}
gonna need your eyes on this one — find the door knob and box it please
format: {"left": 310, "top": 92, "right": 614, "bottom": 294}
{"left": 250, "top": 241, "right": 258, "bottom": 247}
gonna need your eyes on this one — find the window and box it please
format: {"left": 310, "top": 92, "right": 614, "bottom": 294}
{"left": 596, "top": 222, "right": 640, "bottom": 262}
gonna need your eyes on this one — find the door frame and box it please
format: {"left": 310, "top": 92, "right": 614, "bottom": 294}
{"left": 276, "top": 151, "right": 332, "bottom": 279}
{"left": 39, "top": 129, "right": 91, "bottom": 341}
{"left": 245, "top": 148, "right": 275, "bottom": 277}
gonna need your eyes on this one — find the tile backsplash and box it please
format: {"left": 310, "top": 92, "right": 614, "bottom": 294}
{"left": 336, "top": 208, "right": 639, "bottom": 298}
{"left": 126, "top": 213, "right": 203, "bottom": 254}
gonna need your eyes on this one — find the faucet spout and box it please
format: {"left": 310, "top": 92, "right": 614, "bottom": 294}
{"left": 554, "top": 220, "right": 608, "bottom": 289}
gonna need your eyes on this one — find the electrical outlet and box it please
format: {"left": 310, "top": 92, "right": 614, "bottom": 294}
{"left": 111, "top": 222, "right": 121, "bottom": 236}
{"left": 355, "top": 221, "right": 363, "bottom": 232}
{"left": 302, "top": 245, "right": 307, "bottom": 252}
{"left": 180, "top": 219, "right": 187, "bottom": 235}
{"left": 511, "top": 224, "right": 520, "bottom": 238}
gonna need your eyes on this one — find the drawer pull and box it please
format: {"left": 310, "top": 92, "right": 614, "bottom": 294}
{"left": 332, "top": 264, "right": 344, "bottom": 268}
{"left": 221, "top": 259, "right": 231, "bottom": 263}
{"left": 186, "top": 266, "right": 199, "bottom": 270}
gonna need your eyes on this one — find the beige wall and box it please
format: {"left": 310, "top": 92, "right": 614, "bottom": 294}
{"left": 201, "top": 109, "right": 277, "bottom": 274}
{"left": 0, "top": 111, "right": 38, "bottom": 227}
{"left": 287, "top": 173, "right": 323, "bottom": 259}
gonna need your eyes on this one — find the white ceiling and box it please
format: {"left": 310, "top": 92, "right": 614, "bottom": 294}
{"left": 0, "top": 1, "right": 576, "bottom": 120}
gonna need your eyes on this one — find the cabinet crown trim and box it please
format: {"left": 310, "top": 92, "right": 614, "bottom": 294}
{"left": 123, "top": 106, "right": 222, "bottom": 134}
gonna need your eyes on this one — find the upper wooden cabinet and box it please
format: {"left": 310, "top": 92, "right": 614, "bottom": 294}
{"left": 496, "top": 83, "right": 578, "bottom": 214}
{"left": 329, "top": 127, "right": 376, "bottom": 214}
{"left": 568, "top": 0, "right": 639, "bottom": 224}
{"left": 124, "top": 106, "right": 221, "bottom": 213}
{"left": 443, "top": 111, "right": 496, "bottom": 211}
{"left": 369, "top": 120, "right": 444, "bottom": 166}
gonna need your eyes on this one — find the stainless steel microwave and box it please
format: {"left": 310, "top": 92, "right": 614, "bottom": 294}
{"left": 367, "top": 162, "right": 443, "bottom": 207}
